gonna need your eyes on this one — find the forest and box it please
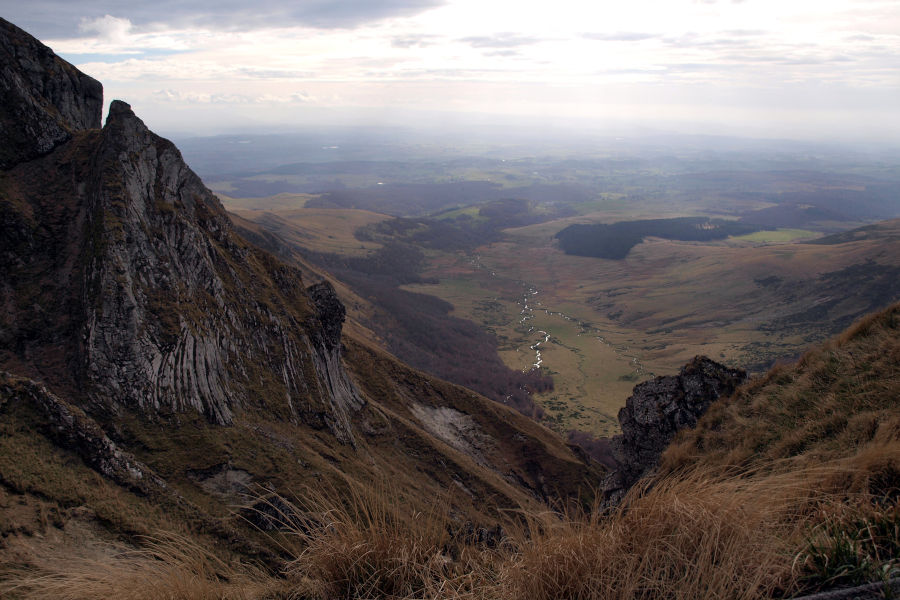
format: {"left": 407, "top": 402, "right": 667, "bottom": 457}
{"left": 555, "top": 217, "right": 762, "bottom": 259}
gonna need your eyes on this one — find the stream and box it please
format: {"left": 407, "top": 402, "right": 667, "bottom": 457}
{"left": 516, "top": 285, "right": 645, "bottom": 376}
{"left": 468, "top": 253, "right": 645, "bottom": 377}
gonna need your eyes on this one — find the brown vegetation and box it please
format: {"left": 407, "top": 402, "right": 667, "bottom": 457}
{"left": 6, "top": 304, "right": 900, "bottom": 599}
{"left": 5, "top": 455, "right": 900, "bottom": 599}
{"left": 662, "top": 301, "right": 900, "bottom": 471}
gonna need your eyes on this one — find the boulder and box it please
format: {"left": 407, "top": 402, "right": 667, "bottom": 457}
{"left": 602, "top": 356, "right": 746, "bottom": 505}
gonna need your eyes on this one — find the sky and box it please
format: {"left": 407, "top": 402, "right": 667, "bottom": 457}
{"left": 4, "top": 0, "right": 900, "bottom": 141}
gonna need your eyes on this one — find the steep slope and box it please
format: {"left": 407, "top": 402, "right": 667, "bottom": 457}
{"left": 2, "top": 91, "right": 364, "bottom": 440}
{"left": 0, "top": 18, "right": 102, "bottom": 169}
{"left": 0, "top": 17, "right": 602, "bottom": 569}
{"left": 661, "top": 300, "right": 900, "bottom": 471}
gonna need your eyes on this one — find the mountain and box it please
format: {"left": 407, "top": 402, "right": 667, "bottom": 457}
{"left": 0, "top": 16, "right": 603, "bottom": 571}
{"left": 5, "top": 17, "right": 899, "bottom": 600}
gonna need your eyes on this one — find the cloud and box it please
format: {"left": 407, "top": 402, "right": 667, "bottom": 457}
{"left": 724, "top": 29, "right": 766, "bottom": 37}
{"left": 78, "top": 15, "right": 133, "bottom": 42}
{"left": 582, "top": 32, "right": 658, "bottom": 42}
{"left": 152, "top": 88, "right": 318, "bottom": 104}
{"left": 4, "top": 0, "right": 447, "bottom": 38}
{"left": 234, "top": 67, "right": 315, "bottom": 79}
{"left": 391, "top": 34, "right": 436, "bottom": 48}
{"left": 459, "top": 33, "right": 542, "bottom": 48}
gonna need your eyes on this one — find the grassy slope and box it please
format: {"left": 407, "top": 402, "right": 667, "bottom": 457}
{"left": 0, "top": 329, "right": 601, "bottom": 577}
{"left": 662, "top": 300, "right": 900, "bottom": 471}
{"left": 230, "top": 206, "right": 391, "bottom": 257}
{"left": 6, "top": 304, "right": 900, "bottom": 599}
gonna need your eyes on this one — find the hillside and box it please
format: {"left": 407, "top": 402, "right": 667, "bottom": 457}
{"left": 662, "top": 300, "right": 900, "bottom": 471}
{"left": 0, "top": 15, "right": 602, "bottom": 580}
{"left": 3, "top": 15, "right": 900, "bottom": 600}
{"left": 5, "top": 306, "right": 899, "bottom": 599}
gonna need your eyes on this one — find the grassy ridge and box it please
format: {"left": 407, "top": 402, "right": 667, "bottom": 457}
{"left": 663, "top": 301, "right": 900, "bottom": 469}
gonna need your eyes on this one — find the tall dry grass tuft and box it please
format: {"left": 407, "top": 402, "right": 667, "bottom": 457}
{"left": 501, "top": 469, "right": 806, "bottom": 600}
{"left": 500, "top": 448, "right": 900, "bottom": 600}
{"left": 5, "top": 449, "right": 900, "bottom": 600}
{"left": 0, "top": 533, "right": 283, "bottom": 600}
{"left": 280, "top": 478, "right": 496, "bottom": 599}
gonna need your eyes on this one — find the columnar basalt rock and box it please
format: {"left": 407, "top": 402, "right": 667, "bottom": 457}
{"left": 305, "top": 281, "right": 366, "bottom": 444}
{"left": 0, "top": 22, "right": 364, "bottom": 442}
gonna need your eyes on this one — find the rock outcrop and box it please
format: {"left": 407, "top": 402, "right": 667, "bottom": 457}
{"left": 0, "top": 17, "right": 102, "bottom": 169}
{"left": 0, "top": 371, "right": 165, "bottom": 495}
{"left": 0, "top": 22, "right": 363, "bottom": 442}
{"left": 602, "top": 356, "right": 746, "bottom": 505}
{"left": 305, "top": 281, "right": 365, "bottom": 443}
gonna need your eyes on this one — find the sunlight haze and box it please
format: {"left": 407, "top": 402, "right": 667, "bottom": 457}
{"left": 3, "top": 0, "right": 899, "bottom": 141}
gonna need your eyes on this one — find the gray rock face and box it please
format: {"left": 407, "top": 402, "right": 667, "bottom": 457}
{"left": 80, "top": 100, "right": 239, "bottom": 424}
{"left": 78, "top": 101, "right": 364, "bottom": 440}
{"left": 305, "top": 282, "right": 365, "bottom": 444}
{"left": 602, "top": 356, "right": 746, "bottom": 505}
{"left": 0, "top": 372, "right": 165, "bottom": 494}
{"left": 0, "top": 25, "right": 364, "bottom": 443}
{"left": 0, "top": 17, "right": 102, "bottom": 169}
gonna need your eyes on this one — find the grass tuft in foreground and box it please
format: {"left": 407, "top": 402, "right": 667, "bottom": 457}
{"left": 4, "top": 303, "right": 900, "bottom": 599}
{"left": 0, "top": 533, "right": 285, "bottom": 600}
{"left": 5, "top": 452, "right": 900, "bottom": 599}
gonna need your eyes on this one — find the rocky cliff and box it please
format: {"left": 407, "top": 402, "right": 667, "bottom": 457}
{"left": 602, "top": 356, "right": 747, "bottom": 504}
{"left": 0, "top": 18, "right": 363, "bottom": 442}
{"left": 0, "top": 18, "right": 102, "bottom": 169}
{"left": 0, "top": 18, "right": 603, "bottom": 540}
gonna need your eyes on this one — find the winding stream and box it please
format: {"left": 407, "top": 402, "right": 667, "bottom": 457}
{"left": 516, "top": 285, "right": 645, "bottom": 376}
{"left": 469, "top": 252, "right": 645, "bottom": 377}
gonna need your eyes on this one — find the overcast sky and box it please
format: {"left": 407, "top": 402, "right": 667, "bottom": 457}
{"left": 4, "top": 0, "right": 899, "bottom": 141}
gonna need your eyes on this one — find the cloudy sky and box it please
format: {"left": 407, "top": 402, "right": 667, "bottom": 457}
{"left": 5, "top": 0, "right": 900, "bottom": 140}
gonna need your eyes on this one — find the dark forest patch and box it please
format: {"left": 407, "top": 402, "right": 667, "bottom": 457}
{"left": 555, "top": 217, "right": 762, "bottom": 259}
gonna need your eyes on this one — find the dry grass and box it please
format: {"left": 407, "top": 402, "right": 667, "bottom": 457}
{"left": 0, "top": 534, "right": 286, "bottom": 600}
{"left": 5, "top": 454, "right": 900, "bottom": 600}
{"left": 5, "top": 304, "right": 899, "bottom": 599}
{"left": 499, "top": 460, "right": 872, "bottom": 600}
{"left": 277, "top": 479, "right": 496, "bottom": 599}
{"left": 662, "top": 301, "right": 900, "bottom": 471}
{"left": 270, "top": 447, "right": 900, "bottom": 599}
{"left": 500, "top": 474, "right": 797, "bottom": 600}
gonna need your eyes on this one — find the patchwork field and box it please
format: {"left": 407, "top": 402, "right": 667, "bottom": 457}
{"left": 406, "top": 219, "right": 900, "bottom": 435}
{"left": 227, "top": 188, "right": 900, "bottom": 438}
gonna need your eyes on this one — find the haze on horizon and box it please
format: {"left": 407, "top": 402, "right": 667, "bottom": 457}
{"left": 4, "top": 0, "right": 899, "bottom": 143}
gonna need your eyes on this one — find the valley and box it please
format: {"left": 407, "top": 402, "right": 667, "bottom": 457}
{"left": 4, "top": 14, "right": 900, "bottom": 600}
{"left": 221, "top": 155, "right": 900, "bottom": 437}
